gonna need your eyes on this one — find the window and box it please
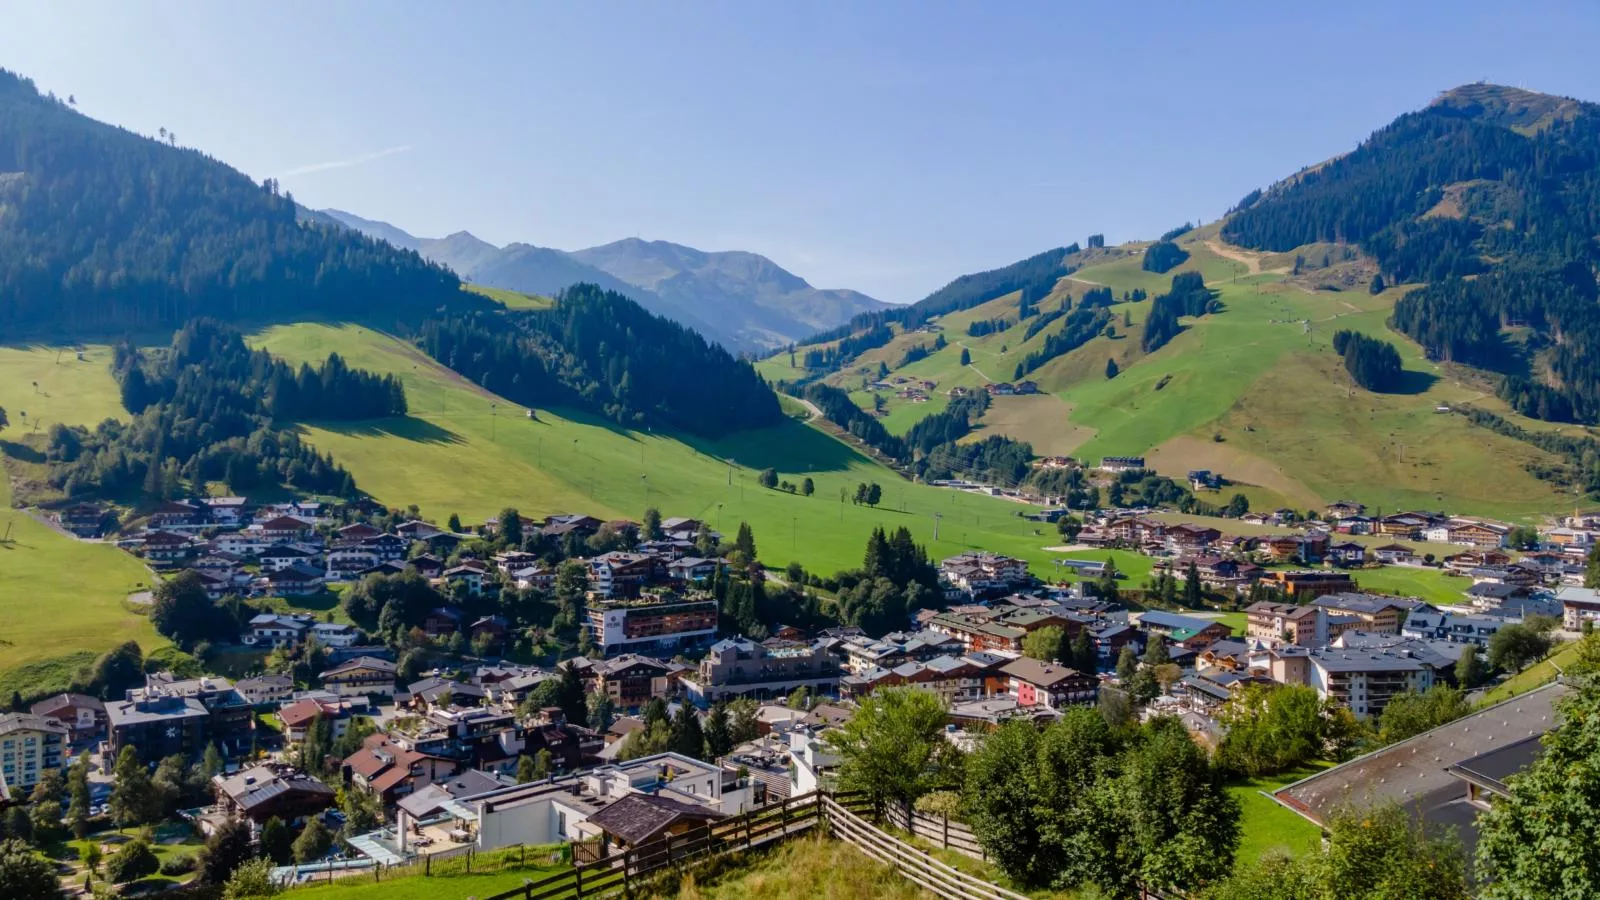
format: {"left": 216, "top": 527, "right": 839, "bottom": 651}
{"left": 556, "top": 811, "right": 567, "bottom": 838}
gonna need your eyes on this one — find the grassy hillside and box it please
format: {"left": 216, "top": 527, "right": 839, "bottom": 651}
{"left": 0, "top": 345, "right": 164, "bottom": 691}
{"left": 464, "top": 283, "right": 552, "bottom": 309}
{"left": 0, "top": 343, "right": 128, "bottom": 434}
{"left": 0, "top": 475, "right": 162, "bottom": 687}
{"left": 252, "top": 323, "right": 1070, "bottom": 576}
{"left": 771, "top": 228, "right": 1573, "bottom": 521}
{"left": 650, "top": 835, "right": 926, "bottom": 900}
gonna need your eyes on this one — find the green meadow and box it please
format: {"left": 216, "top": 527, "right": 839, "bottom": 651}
{"left": 0, "top": 347, "right": 165, "bottom": 691}
{"left": 0, "top": 342, "right": 128, "bottom": 435}
{"left": 252, "top": 323, "right": 1071, "bottom": 576}
{"left": 464, "top": 283, "right": 553, "bottom": 309}
{"left": 0, "top": 476, "right": 160, "bottom": 670}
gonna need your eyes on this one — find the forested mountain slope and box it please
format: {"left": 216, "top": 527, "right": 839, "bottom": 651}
{"left": 1225, "top": 83, "right": 1600, "bottom": 423}
{"left": 0, "top": 69, "right": 465, "bottom": 333}
{"left": 416, "top": 283, "right": 783, "bottom": 437}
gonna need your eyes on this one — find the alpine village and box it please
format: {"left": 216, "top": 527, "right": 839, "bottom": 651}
{"left": 4, "top": 19, "right": 1600, "bottom": 900}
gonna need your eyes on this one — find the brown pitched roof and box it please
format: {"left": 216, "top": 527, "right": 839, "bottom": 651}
{"left": 586, "top": 793, "right": 724, "bottom": 845}
{"left": 1000, "top": 657, "right": 1087, "bottom": 688}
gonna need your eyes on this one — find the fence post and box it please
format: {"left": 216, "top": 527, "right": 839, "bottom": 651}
{"left": 781, "top": 796, "right": 789, "bottom": 833}
{"left": 745, "top": 810, "right": 753, "bottom": 849}
{"left": 663, "top": 832, "right": 674, "bottom": 873}
{"left": 426, "top": 854, "right": 431, "bottom": 877}
{"left": 574, "top": 862, "right": 584, "bottom": 898}
{"left": 467, "top": 848, "right": 473, "bottom": 873}
{"left": 943, "top": 813, "right": 949, "bottom": 850}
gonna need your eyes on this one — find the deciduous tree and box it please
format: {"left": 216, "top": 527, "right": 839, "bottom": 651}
{"left": 1488, "top": 622, "right": 1553, "bottom": 673}
{"left": 826, "top": 687, "right": 960, "bottom": 809}
{"left": 1022, "top": 626, "right": 1067, "bottom": 663}
{"left": 0, "top": 837, "right": 63, "bottom": 898}
{"left": 292, "top": 818, "right": 333, "bottom": 864}
{"left": 106, "top": 838, "right": 159, "bottom": 884}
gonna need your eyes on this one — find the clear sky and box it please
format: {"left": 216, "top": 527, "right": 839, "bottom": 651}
{"left": 3, "top": 0, "right": 1599, "bottom": 302}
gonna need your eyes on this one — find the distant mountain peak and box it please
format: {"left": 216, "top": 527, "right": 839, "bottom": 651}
{"left": 315, "top": 210, "right": 886, "bottom": 352}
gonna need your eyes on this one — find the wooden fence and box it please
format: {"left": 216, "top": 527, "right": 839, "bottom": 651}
{"left": 822, "top": 796, "right": 1031, "bottom": 900}
{"left": 455, "top": 790, "right": 1183, "bottom": 900}
{"left": 882, "top": 800, "right": 988, "bottom": 862}
{"left": 473, "top": 789, "right": 870, "bottom": 900}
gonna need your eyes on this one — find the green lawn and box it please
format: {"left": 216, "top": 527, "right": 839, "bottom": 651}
{"left": 1349, "top": 565, "right": 1471, "bottom": 604}
{"left": 1215, "top": 611, "right": 1247, "bottom": 634}
{"left": 1228, "top": 762, "right": 1332, "bottom": 870}
{"left": 285, "top": 849, "right": 568, "bottom": 899}
{"left": 251, "top": 323, "right": 1074, "bottom": 577}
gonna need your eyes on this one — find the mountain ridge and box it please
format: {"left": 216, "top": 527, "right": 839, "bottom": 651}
{"left": 317, "top": 210, "right": 888, "bottom": 353}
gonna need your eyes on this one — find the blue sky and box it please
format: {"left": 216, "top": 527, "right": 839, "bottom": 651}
{"left": 3, "top": 0, "right": 1599, "bottom": 301}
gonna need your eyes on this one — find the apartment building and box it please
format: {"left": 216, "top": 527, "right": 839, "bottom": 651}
{"left": 586, "top": 591, "right": 719, "bottom": 656}
{"left": 686, "top": 638, "right": 841, "bottom": 705}
{"left": 0, "top": 714, "right": 68, "bottom": 801}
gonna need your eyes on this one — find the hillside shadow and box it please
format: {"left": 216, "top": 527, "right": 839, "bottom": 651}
{"left": 301, "top": 416, "right": 463, "bottom": 445}
{"left": 541, "top": 405, "right": 655, "bottom": 442}
{"left": 686, "top": 418, "right": 870, "bottom": 476}
{"left": 1385, "top": 369, "right": 1441, "bottom": 395}
{"left": 1451, "top": 333, "right": 1529, "bottom": 380}
{"left": 0, "top": 440, "right": 45, "bottom": 464}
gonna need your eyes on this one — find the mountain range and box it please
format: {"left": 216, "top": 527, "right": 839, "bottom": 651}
{"left": 319, "top": 209, "right": 888, "bottom": 353}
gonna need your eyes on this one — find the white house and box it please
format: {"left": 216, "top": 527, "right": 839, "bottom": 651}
{"left": 243, "top": 614, "right": 313, "bottom": 648}
{"left": 310, "top": 622, "right": 361, "bottom": 648}
{"left": 386, "top": 752, "right": 757, "bottom": 857}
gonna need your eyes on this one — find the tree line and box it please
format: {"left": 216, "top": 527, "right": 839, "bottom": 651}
{"left": 799, "top": 323, "right": 893, "bottom": 370}
{"left": 802, "top": 382, "right": 1022, "bottom": 484}
{"left": 919, "top": 435, "right": 1033, "bottom": 486}
{"left": 1141, "top": 239, "right": 1189, "bottom": 273}
{"left": 1331, "top": 329, "right": 1404, "bottom": 391}
{"left": 800, "top": 245, "right": 1078, "bottom": 347}
{"left": 415, "top": 284, "right": 782, "bottom": 437}
{"left": 966, "top": 317, "right": 1012, "bottom": 337}
{"left": 1141, "top": 271, "right": 1220, "bottom": 353}
{"left": 1014, "top": 305, "right": 1111, "bottom": 379}
{"left": 46, "top": 319, "right": 380, "bottom": 500}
